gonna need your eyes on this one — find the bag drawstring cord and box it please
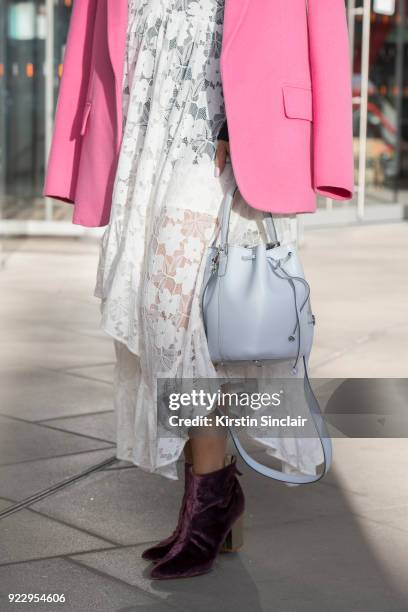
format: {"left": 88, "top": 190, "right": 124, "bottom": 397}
{"left": 267, "top": 255, "right": 311, "bottom": 374}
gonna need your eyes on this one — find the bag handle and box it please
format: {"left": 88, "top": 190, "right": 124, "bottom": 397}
{"left": 223, "top": 356, "right": 332, "bottom": 484}
{"left": 210, "top": 179, "right": 280, "bottom": 250}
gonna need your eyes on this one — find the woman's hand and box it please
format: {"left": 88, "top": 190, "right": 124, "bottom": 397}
{"left": 214, "top": 139, "right": 230, "bottom": 177}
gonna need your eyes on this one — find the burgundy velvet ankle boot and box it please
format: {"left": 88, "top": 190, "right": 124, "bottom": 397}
{"left": 150, "top": 457, "right": 245, "bottom": 580}
{"left": 142, "top": 463, "right": 191, "bottom": 562}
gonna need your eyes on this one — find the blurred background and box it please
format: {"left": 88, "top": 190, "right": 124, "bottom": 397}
{"left": 0, "top": 0, "right": 408, "bottom": 233}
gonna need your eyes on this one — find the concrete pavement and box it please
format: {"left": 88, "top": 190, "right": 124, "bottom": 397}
{"left": 0, "top": 222, "right": 408, "bottom": 611}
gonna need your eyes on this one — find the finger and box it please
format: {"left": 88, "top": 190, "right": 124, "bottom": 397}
{"left": 215, "top": 141, "right": 228, "bottom": 177}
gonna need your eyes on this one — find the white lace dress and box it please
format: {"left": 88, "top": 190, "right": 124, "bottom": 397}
{"left": 94, "top": 0, "right": 323, "bottom": 480}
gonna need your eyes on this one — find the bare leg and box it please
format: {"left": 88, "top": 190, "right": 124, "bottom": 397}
{"left": 189, "top": 435, "right": 227, "bottom": 474}
{"left": 183, "top": 439, "right": 193, "bottom": 464}
{"left": 189, "top": 412, "right": 227, "bottom": 475}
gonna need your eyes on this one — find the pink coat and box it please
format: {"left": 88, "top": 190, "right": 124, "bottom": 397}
{"left": 43, "top": 0, "right": 355, "bottom": 227}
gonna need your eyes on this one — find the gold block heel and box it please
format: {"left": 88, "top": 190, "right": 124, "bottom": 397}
{"left": 220, "top": 512, "right": 244, "bottom": 553}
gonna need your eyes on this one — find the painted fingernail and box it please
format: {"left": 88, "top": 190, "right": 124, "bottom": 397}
{"left": 214, "top": 166, "right": 221, "bottom": 177}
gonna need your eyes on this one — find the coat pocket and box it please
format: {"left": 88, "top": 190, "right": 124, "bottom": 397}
{"left": 282, "top": 84, "right": 313, "bottom": 122}
{"left": 80, "top": 101, "right": 92, "bottom": 136}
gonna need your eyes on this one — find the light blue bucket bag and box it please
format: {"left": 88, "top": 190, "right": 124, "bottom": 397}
{"left": 200, "top": 179, "right": 332, "bottom": 484}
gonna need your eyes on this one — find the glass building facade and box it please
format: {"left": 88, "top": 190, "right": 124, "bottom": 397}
{"left": 0, "top": 0, "right": 407, "bottom": 231}
{"left": 350, "top": 0, "right": 408, "bottom": 211}
{"left": 0, "top": 0, "right": 72, "bottom": 226}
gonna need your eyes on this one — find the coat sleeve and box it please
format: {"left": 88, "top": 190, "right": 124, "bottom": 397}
{"left": 307, "top": 0, "right": 355, "bottom": 200}
{"left": 42, "top": 0, "right": 98, "bottom": 203}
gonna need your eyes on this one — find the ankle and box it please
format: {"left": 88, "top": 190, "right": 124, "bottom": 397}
{"left": 192, "top": 459, "right": 225, "bottom": 475}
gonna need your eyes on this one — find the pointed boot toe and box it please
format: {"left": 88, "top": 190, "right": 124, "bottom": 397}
{"left": 142, "top": 463, "right": 191, "bottom": 562}
{"left": 150, "top": 457, "right": 245, "bottom": 580}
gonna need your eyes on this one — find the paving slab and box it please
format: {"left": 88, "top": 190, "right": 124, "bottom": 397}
{"left": 312, "top": 323, "right": 408, "bottom": 377}
{"left": 237, "top": 465, "right": 350, "bottom": 531}
{"left": 0, "top": 238, "right": 114, "bottom": 374}
{"left": 72, "top": 507, "right": 408, "bottom": 612}
{"left": 301, "top": 222, "right": 408, "bottom": 378}
{"left": 237, "top": 438, "right": 408, "bottom": 529}
{"left": 72, "top": 544, "right": 264, "bottom": 612}
{"left": 0, "top": 499, "right": 114, "bottom": 565}
{"left": 0, "top": 415, "right": 112, "bottom": 466}
{"left": 58, "top": 362, "right": 115, "bottom": 385}
{"left": 0, "top": 368, "right": 114, "bottom": 421}
{"left": 245, "top": 515, "right": 408, "bottom": 611}
{"left": 42, "top": 411, "right": 116, "bottom": 444}
{"left": 0, "top": 557, "right": 168, "bottom": 612}
{"left": 0, "top": 448, "right": 115, "bottom": 504}
{"left": 0, "top": 298, "right": 112, "bottom": 374}
{"left": 31, "top": 467, "right": 184, "bottom": 546}
{"left": 0, "top": 338, "right": 114, "bottom": 374}
{"left": 318, "top": 439, "right": 408, "bottom": 512}
{"left": 103, "top": 460, "right": 137, "bottom": 471}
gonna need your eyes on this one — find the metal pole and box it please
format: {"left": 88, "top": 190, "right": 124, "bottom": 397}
{"left": 348, "top": 0, "right": 356, "bottom": 76}
{"left": 393, "top": 0, "right": 405, "bottom": 203}
{"left": 0, "top": 2, "right": 5, "bottom": 268}
{"left": 44, "top": 0, "right": 54, "bottom": 221}
{"left": 357, "top": 0, "right": 371, "bottom": 220}
{"left": 0, "top": 1, "right": 6, "bottom": 210}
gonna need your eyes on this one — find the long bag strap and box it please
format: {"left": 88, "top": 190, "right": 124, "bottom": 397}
{"left": 223, "top": 356, "right": 332, "bottom": 484}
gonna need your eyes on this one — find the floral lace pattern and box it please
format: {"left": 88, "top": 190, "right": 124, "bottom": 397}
{"left": 94, "top": 0, "right": 323, "bottom": 479}
{"left": 122, "top": 0, "right": 226, "bottom": 167}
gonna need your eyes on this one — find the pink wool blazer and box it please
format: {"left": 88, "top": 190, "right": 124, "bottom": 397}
{"left": 43, "top": 0, "right": 355, "bottom": 227}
